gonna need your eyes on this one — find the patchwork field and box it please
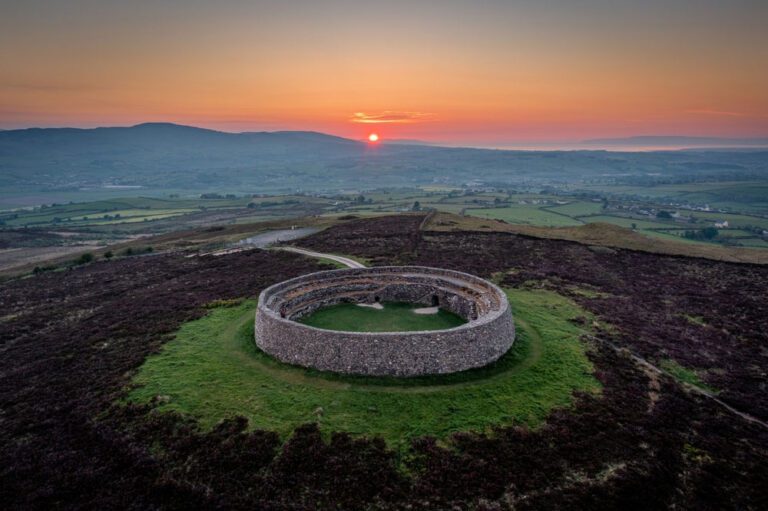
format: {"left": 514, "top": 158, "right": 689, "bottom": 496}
{"left": 4, "top": 185, "right": 767, "bottom": 269}
{"left": 0, "top": 195, "right": 334, "bottom": 229}
{"left": 578, "top": 181, "right": 768, "bottom": 212}
{"left": 468, "top": 204, "right": 768, "bottom": 248}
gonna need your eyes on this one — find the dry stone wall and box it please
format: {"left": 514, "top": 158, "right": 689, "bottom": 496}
{"left": 255, "top": 266, "right": 515, "bottom": 377}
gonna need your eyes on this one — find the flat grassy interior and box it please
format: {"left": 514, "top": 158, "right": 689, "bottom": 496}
{"left": 297, "top": 301, "right": 466, "bottom": 332}
{"left": 126, "top": 288, "right": 600, "bottom": 450}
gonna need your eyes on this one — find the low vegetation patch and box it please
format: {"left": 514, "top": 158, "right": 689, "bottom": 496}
{"left": 659, "top": 358, "right": 717, "bottom": 393}
{"left": 127, "top": 288, "right": 600, "bottom": 450}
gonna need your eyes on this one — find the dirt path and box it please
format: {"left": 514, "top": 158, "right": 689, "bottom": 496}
{"left": 275, "top": 246, "right": 366, "bottom": 268}
{"left": 581, "top": 332, "right": 768, "bottom": 430}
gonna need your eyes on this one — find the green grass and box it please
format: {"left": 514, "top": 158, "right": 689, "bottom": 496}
{"left": 424, "top": 202, "right": 470, "bottom": 214}
{"left": 127, "top": 288, "right": 600, "bottom": 450}
{"left": 577, "top": 182, "right": 768, "bottom": 214}
{"left": 73, "top": 208, "right": 197, "bottom": 219}
{"left": 298, "top": 302, "right": 466, "bottom": 332}
{"left": 659, "top": 359, "right": 717, "bottom": 393}
{"left": 639, "top": 230, "right": 716, "bottom": 245}
{"left": 81, "top": 212, "right": 194, "bottom": 225}
{"left": 582, "top": 215, "right": 674, "bottom": 229}
{"left": 2, "top": 200, "right": 203, "bottom": 227}
{"left": 0, "top": 194, "right": 331, "bottom": 227}
{"left": 680, "top": 314, "right": 707, "bottom": 326}
{"left": 666, "top": 228, "right": 755, "bottom": 238}
{"left": 640, "top": 229, "right": 768, "bottom": 248}
{"left": 737, "top": 238, "right": 768, "bottom": 248}
{"left": 545, "top": 201, "right": 604, "bottom": 217}
{"left": 310, "top": 256, "right": 348, "bottom": 269}
{"left": 686, "top": 211, "right": 768, "bottom": 230}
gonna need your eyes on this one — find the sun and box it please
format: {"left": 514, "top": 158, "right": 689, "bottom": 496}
{"left": 368, "top": 133, "right": 379, "bottom": 143}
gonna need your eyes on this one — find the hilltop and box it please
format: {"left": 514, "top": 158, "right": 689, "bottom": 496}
{"left": 2, "top": 213, "right": 767, "bottom": 509}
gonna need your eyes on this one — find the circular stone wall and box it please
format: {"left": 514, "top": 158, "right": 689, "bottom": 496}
{"left": 256, "top": 266, "right": 515, "bottom": 377}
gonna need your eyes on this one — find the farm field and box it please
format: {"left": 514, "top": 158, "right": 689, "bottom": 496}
{"left": 737, "top": 238, "right": 768, "bottom": 248}
{"left": 579, "top": 214, "right": 674, "bottom": 229}
{"left": 0, "top": 195, "right": 331, "bottom": 229}
{"left": 468, "top": 205, "right": 768, "bottom": 249}
{"left": 579, "top": 181, "right": 768, "bottom": 213}
{"left": 419, "top": 202, "right": 468, "bottom": 214}
{"left": 685, "top": 211, "right": 768, "bottom": 229}
{"left": 545, "top": 200, "right": 604, "bottom": 216}
{"left": 0, "top": 188, "right": 185, "bottom": 210}
{"left": 640, "top": 230, "right": 715, "bottom": 245}
{"left": 4, "top": 182, "right": 767, "bottom": 232}
{"left": 2, "top": 185, "right": 767, "bottom": 279}
{"left": 467, "top": 205, "right": 584, "bottom": 227}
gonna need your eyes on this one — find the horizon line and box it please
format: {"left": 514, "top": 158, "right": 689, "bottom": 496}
{"left": 2, "top": 121, "right": 768, "bottom": 152}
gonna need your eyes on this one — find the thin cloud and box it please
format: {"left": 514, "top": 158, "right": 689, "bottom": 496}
{"left": 350, "top": 111, "right": 436, "bottom": 124}
{"left": 685, "top": 109, "right": 748, "bottom": 117}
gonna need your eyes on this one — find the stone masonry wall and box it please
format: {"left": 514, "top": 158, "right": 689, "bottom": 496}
{"left": 255, "top": 266, "right": 515, "bottom": 377}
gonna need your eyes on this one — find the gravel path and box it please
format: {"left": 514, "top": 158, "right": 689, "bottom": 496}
{"left": 276, "top": 246, "right": 366, "bottom": 268}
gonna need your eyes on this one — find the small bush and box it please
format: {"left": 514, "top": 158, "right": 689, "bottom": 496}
{"left": 32, "top": 265, "right": 57, "bottom": 275}
{"left": 204, "top": 298, "right": 245, "bottom": 309}
{"left": 73, "top": 253, "right": 94, "bottom": 266}
{"left": 121, "top": 246, "right": 153, "bottom": 257}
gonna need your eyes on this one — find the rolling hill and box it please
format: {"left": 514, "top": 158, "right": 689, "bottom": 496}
{"left": 2, "top": 123, "right": 767, "bottom": 195}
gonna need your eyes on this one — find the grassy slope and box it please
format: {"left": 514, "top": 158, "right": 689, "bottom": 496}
{"left": 127, "top": 288, "right": 599, "bottom": 450}
{"left": 464, "top": 202, "right": 768, "bottom": 252}
{"left": 298, "top": 302, "right": 466, "bottom": 332}
{"left": 428, "top": 212, "right": 768, "bottom": 264}
{"left": 581, "top": 215, "right": 673, "bottom": 229}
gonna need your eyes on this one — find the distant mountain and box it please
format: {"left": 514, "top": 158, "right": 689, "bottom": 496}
{"left": 0, "top": 123, "right": 368, "bottom": 190}
{"left": 382, "top": 138, "right": 441, "bottom": 146}
{"left": 1, "top": 122, "right": 361, "bottom": 159}
{"left": 583, "top": 136, "right": 768, "bottom": 148}
{"left": 1, "top": 123, "right": 767, "bottom": 195}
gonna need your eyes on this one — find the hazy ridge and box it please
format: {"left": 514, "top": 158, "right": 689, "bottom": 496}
{"left": 2, "top": 123, "right": 767, "bottom": 194}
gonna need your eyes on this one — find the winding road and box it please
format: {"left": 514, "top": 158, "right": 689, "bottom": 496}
{"left": 275, "top": 246, "right": 366, "bottom": 268}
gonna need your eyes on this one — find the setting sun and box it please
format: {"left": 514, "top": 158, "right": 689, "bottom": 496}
{"left": 368, "top": 133, "right": 379, "bottom": 143}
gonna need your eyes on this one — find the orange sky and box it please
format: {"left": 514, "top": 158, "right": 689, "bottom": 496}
{"left": 1, "top": 1, "right": 767, "bottom": 143}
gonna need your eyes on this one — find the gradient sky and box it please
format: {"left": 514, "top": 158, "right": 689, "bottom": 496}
{"left": 1, "top": 0, "right": 767, "bottom": 143}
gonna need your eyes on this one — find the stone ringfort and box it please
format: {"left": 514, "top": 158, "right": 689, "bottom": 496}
{"left": 256, "top": 266, "right": 515, "bottom": 377}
